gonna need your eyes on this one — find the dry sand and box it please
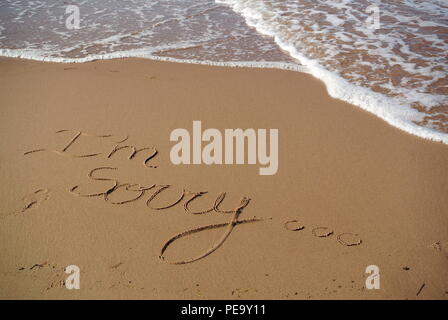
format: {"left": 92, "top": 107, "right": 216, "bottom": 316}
{"left": 0, "top": 57, "right": 447, "bottom": 299}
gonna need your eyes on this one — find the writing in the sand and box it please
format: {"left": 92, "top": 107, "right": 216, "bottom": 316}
{"left": 24, "top": 129, "right": 270, "bottom": 265}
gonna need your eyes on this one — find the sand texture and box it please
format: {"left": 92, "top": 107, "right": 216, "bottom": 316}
{"left": 0, "top": 58, "right": 447, "bottom": 299}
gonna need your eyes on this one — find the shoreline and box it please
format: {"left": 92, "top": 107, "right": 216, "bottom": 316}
{"left": 1, "top": 54, "right": 446, "bottom": 145}
{"left": 0, "top": 57, "right": 447, "bottom": 299}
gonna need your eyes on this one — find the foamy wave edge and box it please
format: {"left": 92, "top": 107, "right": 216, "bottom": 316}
{"left": 1, "top": 45, "right": 447, "bottom": 144}
{"left": 215, "top": 0, "right": 448, "bottom": 145}
{"left": 0, "top": 48, "right": 307, "bottom": 71}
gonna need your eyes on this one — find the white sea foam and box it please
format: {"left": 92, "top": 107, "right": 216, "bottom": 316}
{"left": 0, "top": 47, "right": 307, "bottom": 73}
{"left": 216, "top": 0, "right": 448, "bottom": 144}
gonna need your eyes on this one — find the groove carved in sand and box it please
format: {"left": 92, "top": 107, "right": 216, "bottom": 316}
{"left": 69, "top": 167, "right": 251, "bottom": 215}
{"left": 183, "top": 191, "right": 215, "bottom": 215}
{"left": 1, "top": 189, "right": 51, "bottom": 220}
{"left": 70, "top": 167, "right": 118, "bottom": 198}
{"left": 146, "top": 185, "right": 185, "bottom": 210}
{"left": 69, "top": 167, "right": 270, "bottom": 264}
{"left": 70, "top": 167, "right": 155, "bottom": 205}
{"left": 159, "top": 197, "right": 271, "bottom": 265}
{"left": 24, "top": 129, "right": 157, "bottom": 168}
{"left": 312, "top": 227, "right": 334, "bottom": 238}
{"left": 107, "top": 144, "right": 158, "bottom": 168}
{"left": 23, "top": 130, "right": 274, "bottom": 265}
{"left": 337, "top": 233, "right": 362, "bottom": 246}
{"left": 105, "top": 183, "right": 156, "bottom": 205}
{"left": 17, "top": 188, "right": 50, "bottom": 214}
{"left": 284, "top": 220, "right": 305, "bottom": 231}
{"left": 286, "top": 219, "right": 363, "bottom": 247}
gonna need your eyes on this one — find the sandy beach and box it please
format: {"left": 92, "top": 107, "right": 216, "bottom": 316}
{"left": 0, "top": 57, "right": 447, "bottom": 299}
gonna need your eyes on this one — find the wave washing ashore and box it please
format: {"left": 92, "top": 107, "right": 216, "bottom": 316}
{"left": 0, "top": 0, "right": 447, "bottom": 143}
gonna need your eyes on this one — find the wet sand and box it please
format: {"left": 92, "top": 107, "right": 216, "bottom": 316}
{"left": 0, "top": 57, "right": 447, "bottom": 299}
